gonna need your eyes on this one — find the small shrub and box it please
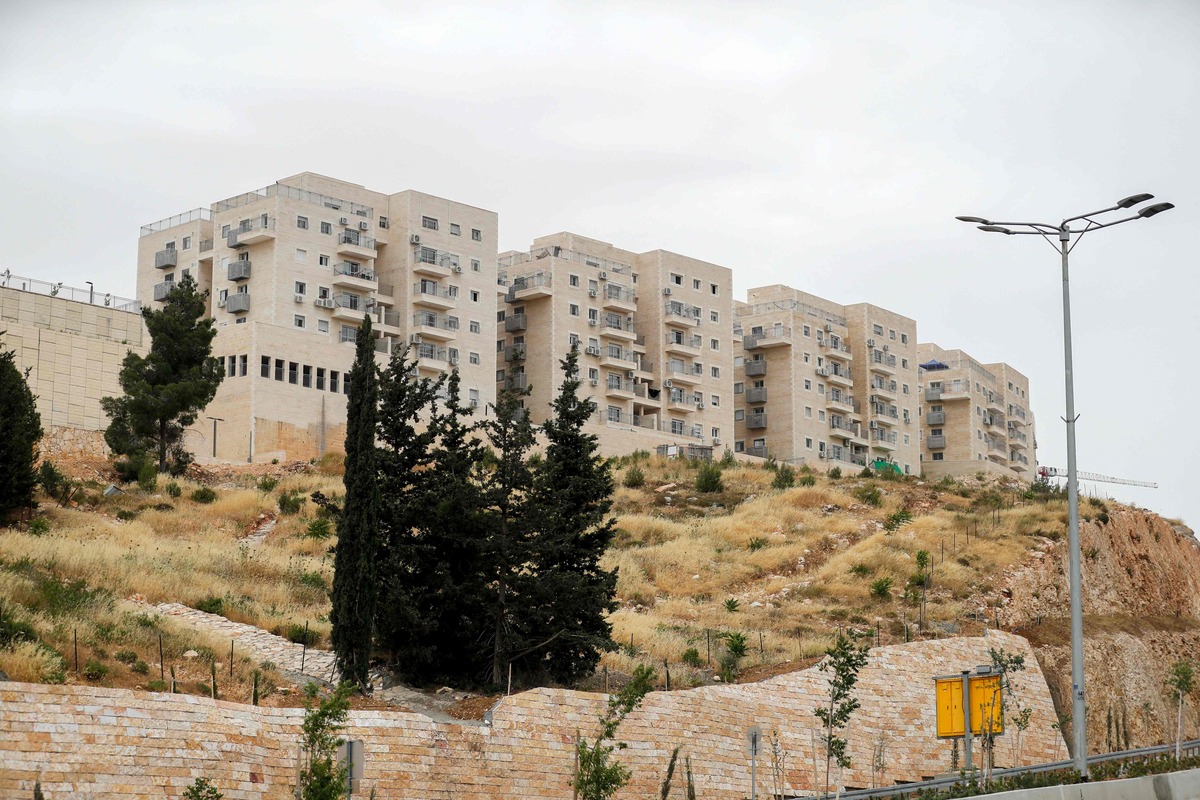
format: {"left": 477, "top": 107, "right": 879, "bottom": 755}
{"left": 303, "top": 518, "right": 333, "bottom": 540}
{"left": 853, "top": 484, "right": 883, "bottom": 507}
{"left": 797, "top": 473, "right": 816, "bottom": 488}
{"left": 190, "top": 487, "right": 217, "bottom": 504}
{"left": 278, "top": 490, "right": 306, "bottom": 515}
{"left": 165, "top": 481, "right": 182, "bottom": 498}
{"left": 0, "top": 601, "right": 36, "bottom": 645}
{"left": 132, "top": 660, "right": 150, "bottom": 675}
{"left": 298, "top": 571, "right": 327, "bottom": 592}
{"left": 723, "top": 597, "right": 740, "bottom": 613}
{"left": 828, "top": 466, "right": 842, "bottom": 479}
{"left": 115, "top": 509, "right": 139, "bottom": 521}
{"left": 182, "top": 776, "right": 223, "bottom": 800}
{"left": 137, "top": 461, "right": 158, "bottom": 492}
{"left": 151, "top": 502, "right": 174, "bottom": 512}
{"left": 623, "top": 465, "right": 646, "bottom": 488}
{"left": 722, "top": 631, "right": 748, "bottom": 660}
{"left": 26, "top": 517, "right": 50, "bottom": 536}
{"left": 884, "top": 509, "right": 913, "bottom": 531}
{"left": 257, "top": 475, "right": 279, "bottom": 493}
{"left": 83, "top": 658, "right": 109, "bottom": 681}
{"left": 146, "top": 679, "right": 168, "bottom": 692}
{"left": 681, "top": 647, "right": 703, "bottom": 668}
{"left": 286, "top": 624, "right": 319, "bottom": 647}
{"left": 720, "top": 447, "right": 736, "bottom": 467}
{"left": 114, "top": 649, "right": 138, "bottom": 665}
{"left": 870, "top": 577, "right": 894, "bottom": 600}
{"left": 748, "top": 536, "right": 768, "bottom": 552}
{"left": 772, "top": 464, "right": 795, "bottom": 490}
{"left": 194, "top": 596, "right": 225, "bottom": 615}
{"left": 859, "top": 467, "right": 873, "bottom": 478}
{"left": 695, "top": 462, "right": 724, "bottom": 493}
{"left": 848, "top": 563, "right": 872, "bottom": 578}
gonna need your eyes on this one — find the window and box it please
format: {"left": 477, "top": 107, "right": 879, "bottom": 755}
{"left": 735, "top": 441, "right": 745, "bottom": 453}
{"left": 450, "top": 223, "right": 461, "bottom": 236}
{"left": 932, "top": 452, "right": 944, "bottom": 461}
{"left": 260, "top": 356, "right": 270, "bottom": 378}
{"left": 468, "top": 388, "right": 479, "bottom": 407}
{"left": 471, "top": 259, "right": 480, "bottom": 272}
{"left": 889, "top": 329, "right": 896, "bottom": 340}
{"left": 710, "top": 283, "right": 719, "bottom": 295}
{"left": 734, "top": 382, "right": 744, "bottom": 394}
{"left": 320, "top": 221, "right": 332, "bottom": 235}
{"left": 470, "top": 321, "right": 481, "bottom": 334}
{"left": 671, "top": 273, "right": 683, "bottom": 286}
{"left": 710, "top": 395, "right": 720, "bottom": 407}
{"left": 588, "top": 367, "right": 599, "bottom": 381}
{"left": 902, "top": 358, "right": 909, "bottom": 369}
{"left": 225, "top": 357, "right": 235, "bottom": 378}
{"left": 295, "top": 281, "right": 306, "bottom": 296}
{"left": 288, "top": 362, "right": 298, "bottom": 384}
{"left": 711, "top": 427, "right": 720, "bottom": 438}
{"left": 710, "top": 338, "right": 719, "bottom": 350}
{"left": 302, "top": 365, "right": 312, "bottom": 388}
{"left": 182, "top": 236, "right": 191, "bottom": 250}
{"left": 295, "top": 249, "right": 307, "bottom": 262}
{"left": 469, "top": 352, "right": 480, "bottom": 365}
{"left": 470, "top": 290, "right": 479, "bottom": 302}
{"left": 378, "top": 216, "right": 388, "bottom": 229}
{"left": 221, "top": 224, "right": 230, "bottom": 237}
{"left": 734, "top": 409, "right": 745, "bottom": 421}
{"left": 711, "top": 366, "right": 720, "bottom": 378}
{"left": 330, "top": 371, "right": 339, "bottom": 393}
{"left": 818, "top": 410, "right": 826, "bottom": 421}
{"left": 165, "top": 240, "right": 176, "bottom": 251}
{"left": 274, "top": 359, "right": 284, "bottom": 381}
{"left": 902, "top": 384, "right": 909, "bottom": 394}
{"left": 804, "top": 379, "right": 812, "bottom": 390}
{"left": 805, "top": 406, "right": 812, "bottom": 418}
{"left": 297, "top": 216, "right": 309, "bottom": 230}
{"left": 873, "top": 324, "right": 884, "bottom": 335}
{"left": 319, "top": 255, "right": 330, "bottom": 267}
{"left": 294, "top": 315, "right": 305, "bottom": 329}
{"left": 422, "top": 216, "right": 438, "bottom": 230}
{"left": 901, "top": 333, "right": 908, "bottom": 345}
{"left": 317, "top": 320, "right": 329, "bottom": 333}
{"left": 710, "top": 311, "right": 719, "bottom": 323}
{"left": 671, "top": 419, "right": 685, "bottom": 435}
{"left": 803, "top": 352, "right": 810, "bottom": 363}
{"left": 569, "top": 304, "right": 580, "bottom": 316}
{"left": 805, "top": 438, "right": 813, "bottom": 449}
{"left": 239, "top": 355, "right": 247, "bottom": 376}
{"left": 569, "top": 274, "right": 580, "bottom": 287}
{"left": 471, "top": 228, "right": 481, "bottom": 241}
{"left": 692, "top": 278, "right": 701, "bottom": 290}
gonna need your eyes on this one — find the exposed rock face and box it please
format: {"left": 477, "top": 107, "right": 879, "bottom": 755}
{"left": 1001, "top": 508, "right": 1200, "bottom": 751}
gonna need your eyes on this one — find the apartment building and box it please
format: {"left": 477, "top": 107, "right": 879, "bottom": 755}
{"left": 497, "top": 232, "right": 733, "bottom": 457}
{"left": 731, "top": 287, "right": 919, "bottom": 474}
{"left": 135, "top": 172, "right": 498, "bottom": 461}
{"left": 917, "top": 343, "right": 1036, "bottom": 480}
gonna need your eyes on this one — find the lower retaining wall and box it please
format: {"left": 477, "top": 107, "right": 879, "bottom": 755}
{"left": 0, "top": 631, "right": 1063, "bottom": 799}
{"left": 984, "top": 767, "right": 1200, "bottom": 800}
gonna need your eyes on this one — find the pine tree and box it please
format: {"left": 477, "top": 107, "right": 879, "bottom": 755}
{"left": 330, "top": 316, "right": 380, "bottom": 690}
{"left": 527, "top": 344, "right": 618, "bottom": 683}
{"left": 0, "top": 337, "right": 42, "bottom": 518}
{"left": 101, "top": 274, "right": 222, "bottom": 473}
{"left": 480, "top": 365, "right": 537, "bottom": 686}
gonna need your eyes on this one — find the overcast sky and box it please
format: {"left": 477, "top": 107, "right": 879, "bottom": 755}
{"left": 2, "top": 1, "right": 1197, "bottom": 526}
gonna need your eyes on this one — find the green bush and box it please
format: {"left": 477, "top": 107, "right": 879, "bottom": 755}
{"left": 115, "top": 509, "right": 139, "bottom": 521}
{"left": 182, "top": 777, "right": 224, "bottom": 800}
{"left": 848, "top": 563, "right": 871, "bottom": 577}
{"left": 622, "top": 465, "right": 646, "bottom": 488}
{"left": 681, "top": 647, "right": 703, "bottom": 668}
{"left": 0, "top": 600, "right": 36, "bottom": 645}
{"left": 27, "top": 517, "right": 50, "bottom": 536}
{"left": 278, "top": 490, "right": 306, "bottom": 515}
{"left": 720, "top": 447, "right": 736, "bottom": 467}
{"left": 146, "top": 679, "right": 169, "bottom": 692}
{"left": 748, "top": 536, "right": 768, "bottom": 552}
{"left": 858, "top": 467, "right": 873, "bottom": 478}
{"left": 695, "top": 462, "right": 724, "bottom": 493}
{"left": 298, "top": 571, "right": 327, "bottom": 592}
{"left": 853, "top": 484, "right": 883, "bottom": 507}
{"left": 132, "top": 660, "right": 150, "bottom": 675}
{"left": 194, "top": 596, "right": 224, "bottom": 615}
{"left": 114, "top": 649, "right": 138, "bottom": 665}
{"left": 723, "top": 597, "right": 740, "bottom": 613}
{"left": 884, "top": 508, "right": 913, "bottom": 531}
{"left": 828, "top": 466, "right": 842, "bottom": 479}
{"left": 286, "top": 624, "right": 319, "bottom": 647}
{"left": 83, "top": 659, "right": 109, "bottom": 681}
{"left": 190, "top": 487, "right": 217, "bottom": 504}
{"left": 137, "top": 460, "right": 158, "bottom": 492}
{"left": 165, "top": 481, "right": 182, "bottom": 498}
{"left": 303, "top": 518, "right": 333, "bottom": 540}
{"left": 772, "top": 464, "right": 795, "bottom": 490}
{"left": 257, "top": 475, "right": 279, "bottom": 493}
{"left": 869, "top": 577, "right": 894, "bottom": 600}
{"left": 797, "top": 473, "right": 816, "bottom": 487}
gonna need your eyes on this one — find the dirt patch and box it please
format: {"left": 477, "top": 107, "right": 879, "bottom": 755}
{"left": 449, "top": 693, "right": 500, "bottom": 720}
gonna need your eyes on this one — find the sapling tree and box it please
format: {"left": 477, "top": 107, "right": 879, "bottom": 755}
{"left": 814, "top": 630, "right": 869, "bottom": 798}
{"left": 1166, "top": 658, "right": 1196, "bottom": 760}
{"left": 297, "top": 682, "right": 352, "bottom": 800}
{"left": 575, "top": 664, "right": 656, "bottom": 800}
{"left": 982, "top": 647, "right": 1025, "bottom": 783}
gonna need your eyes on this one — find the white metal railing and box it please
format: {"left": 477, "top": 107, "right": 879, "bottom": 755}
{"left": 213, "top": 183, "right": 373, "bottom": 218}
{"left": 139, "top": 207, "right": 212, "bottom": 237}
{"left": 0, "top": 271, "right": 141, "bottom": 312}
{"left": 334, "top": 262, "right": 376, "bottom": 282}
{"left": 735, "top": 298, "right": 847, "bottom": 327}
{"left": 498, "top": 247, "right": 632, "bottom": 275}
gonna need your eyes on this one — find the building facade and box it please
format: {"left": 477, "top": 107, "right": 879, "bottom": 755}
{"left": 497, "top": 232, "right": 733, "bottom": 457}
{"left": 732, "top": 286, "right": 920, "bottom": 475}
{"left": 916, "top": 343, "right": 1036, "bottom": 479}
{"left": 135, "top": 173, "right": 498, "bottom": 461}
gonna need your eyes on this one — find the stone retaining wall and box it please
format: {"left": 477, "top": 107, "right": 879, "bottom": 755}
{"left": 0, "top": 631, "right": 1063, "bottom": 799}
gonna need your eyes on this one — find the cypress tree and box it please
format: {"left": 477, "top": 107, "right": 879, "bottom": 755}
{"left": 0, "top": 337, "right": 42, "bottom": 517}
{"left": 100, "top": 274, "right": 222, "bottom": 473}
{"left": 330, "top": 315, "right": 380, "bottom": 690}
{"left": 528, "top": 343, "right": 618, "bottom": 683}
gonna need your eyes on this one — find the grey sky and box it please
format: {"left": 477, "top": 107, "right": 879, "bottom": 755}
{"left": 2, "top": 1, "right": 1197, "bottom": 525}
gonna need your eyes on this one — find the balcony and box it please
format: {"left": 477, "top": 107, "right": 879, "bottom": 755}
{"left": 745, "top": 386, "right": 767, "bottom": 404}
{"left": 1009, "top": 427, "right": 1029, "bottom": 448}
{"left": 745, "top": 359, "right": 767, "bottom": 377}
{"left": 831, "top": 418, "right": 862, "bottom": 440}
{"left": 871, "top": 429, "right": 897, "bottom": 451}
{"left": 664, "top": 334, "right": 702, "bottom": 357}
{"left": 504, "top": 314, "right": 527, "bottom": 333}
{"left": 986, "top": 393, "right": 1005, "bottom": 413}
{"left": 227, "top": 260, "right": 251, "bottom": 281}
{"left": 332, "top": 298, "right": 368, "bottom": 324}
{"left": 332, "top": 262, "right": 376, "bottom": 291}
{"left": 635, "top": 358, "right": 654, "bottom": 376}
{"left": 827, "top": 366, "right": 854, "bottom": 387}
{"left": 827, "top": 391, "right": 855, "bottom": 413}
{"left": 154, "top": 249, "right": 178, "bottom": 269}
{"left": 601, "top": 316, "right": 636, "bottom": 342}
{"left": 504, "top": 344, "right": 526, "bottom": 363}
{"left": 746, "top": 445, "right": 769, "bottom": 459}
{"left": 743, "top": 325, "right": 791, "bottom": 349}
{"left": 375, "top": 282, "right": 394, "bottom": 306}
{"left": 664, "top": 365, "right": 701, "bottom": 385}
{"left": 198, "top": 240, "right": 214, "bottom": 263}
{"left": 413, "top": 282, "right": 457, "bottom": 310}
{"left": 926, "top": 435, "right": 946, "bottom": 449}
{"left": 337, "top": 231, "right": 377, "bottom": 259}
{"left": 983, "top": 413, "right": 1006, "bottom": 431}
{"left": 869, "top": 380, "right": 898, "bottom": 400}
{"left": 602, "top": 284, "right": 637, "bottom": 312}
{"left": 506, "top": 273, "right": 553, "bottom": 302}
{"left": 228, "top": 217, "right": 275, "bottom": 247}
{"left": 413, "top": 246, "right": 458, "bottom": 278}
{"left": 821, "top": 339, "right": 852, "bottom": 359}
{"left": 926, "top": 411, "right": 946, "bottom": 425}
{"left": 870, "top": 352, "right": 897, "bottom": 375}
{"left": 226, "top": 292, "right": 250, "bottom": 314}
{"left": 505, "top": 372, "right": 529, "bottom": 392}
{"left": 605, "top": 380, "right": 635, "bottom": 399}
{"left": 375, "top": 309, "right": 404, "bottom": 335}
{"left": 411, "top": 311, "right": 459, "bottom": 340}
{"left": 666, "top": 391, "right": 697, "bottom": 412}
{"left": 413, "top": 343, "right": 448, "bottom": 373}
{"left": 601, "top": 349, "right": 639, "bottom": 370}
{"left": 664, "top": 300, "right": 702, "bottom": 327}
{"left": 152, "top": 281, "right": 174, "bottom": 302}
{"left": 746, "top": 412, "right": 767, "bottom": 430}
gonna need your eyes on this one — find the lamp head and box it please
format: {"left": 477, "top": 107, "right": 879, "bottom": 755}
{"left": 1137, "top": 202, "right": 1174, "bottom": 219}
{"left": 1116, "top": 193, "right": 1154, "bottom": 209}
{"left": 955, "top": 216, "right": 990, "bottom": 225}
{"left": 978, "top": 225, "right": 1014, "bottom": 235}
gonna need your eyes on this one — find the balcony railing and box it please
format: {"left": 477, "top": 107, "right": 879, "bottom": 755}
{"left": 504, "top": 314, "right": 527, "bottom": 332}
{"left": 746, "top": 445, "right": 769, "bottom": 458}
{"left": 746, "top": 412, "right": 767, "bottom": 429}
{"left": 334, "top": 262, "right": 376, "bottom": 282}
{"left": 927, "top": 435, "right": 946, "bottom": 449}
{"left": 828, "top": 391, "right": 854, "bottom": 408}
{"left": 154, "top": 249, "right": 178, "bottom": 269}
{"left": 339, "top": 231, "right": 377, "bottom": 250}
{"left": 140, "top": 207, "right": 211, "bottom": 237}
{"left": 198, "top": 239, "right": 213, "bottom": 253}
{"left": 745, "top": 359, "right": 766, "bottom": 377}
{"left": 604, "top": 284, "right": 636, "bottom": 304}
{"left": 745, "top": 386, "right": 767, "bottom": 404}
{"left": 412, "top": 312, "right": 458, "bottom": 331}
{"left": 226, "top": 293, "right": 250, "bottom": 313}
{"left": 414, "top": 283, "right": 456, "bottom": 301}
{"left": 504, "top": 344, "right": 526, "bottom": 362}
{"left": 153, "top": 281, "right": 174, "bottom": 301}
{"left": 871, "top": 352, "right": 897, "bottom": 368}
{"left": 926, "top": 411, "right": 946, "bottom": 425}
{"left": 227, "top": 260, "right": 251, "bottom": 281}
{"left": 665, "top": 301, "right": 702, "bottom": 322}
{"left": 603, "top": 316, "right": 636, "bottom": 334}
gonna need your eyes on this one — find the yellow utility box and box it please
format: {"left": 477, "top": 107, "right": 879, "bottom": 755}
{"left": 934, "top": 674, "right": 1003, "bottom": 738}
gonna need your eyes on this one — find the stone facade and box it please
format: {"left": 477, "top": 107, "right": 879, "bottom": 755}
{"left": 0, "top": 631, "right": 1063, "bottom": 799}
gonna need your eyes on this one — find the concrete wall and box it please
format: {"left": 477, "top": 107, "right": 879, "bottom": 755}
{"left": 984, "top": 768, "right": 1200, "bottom": 800}
{"left": 0, "top": 631, "right": 1064, "bottom": 799}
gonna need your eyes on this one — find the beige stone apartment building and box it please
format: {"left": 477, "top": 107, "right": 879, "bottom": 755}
{"left": 497, "top": 232, "right": 733, "bottom": 457}
{"left": 732, "top": 286, "right": 920, "bottom": 475}
{"left": 135, "top": 173, "right": 498, "bottom": 461}
{"left": 917, "top": 343, "right": 1035, "bottom": 480}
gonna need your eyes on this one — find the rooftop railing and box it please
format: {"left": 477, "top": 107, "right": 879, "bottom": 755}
{"left": 498, "top": 247, "right": 632, "bottom": 275}
{"left": 139, "top": 207, "right": 212, "bottom": 237}
{"left": 735, "top": 297, "right": 847, "bottom": 327}
{"left": 213, "top": 182, "right": 374, "bottom": 218}
{"left": 0, "top": 271, "right": 140, "bottom": 313}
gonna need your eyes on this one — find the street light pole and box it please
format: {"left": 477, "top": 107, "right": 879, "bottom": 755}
{"left": 955, "top": 194, "right": 1174, "bottom": 779}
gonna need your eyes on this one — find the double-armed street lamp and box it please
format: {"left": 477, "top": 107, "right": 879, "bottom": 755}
{"left": 954, "top": 193, "right": 1174, "bottom": 778}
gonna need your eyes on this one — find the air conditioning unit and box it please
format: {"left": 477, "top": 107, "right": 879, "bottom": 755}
{"left": 696, "top": 402, "right": 705, "bottom": 409}
{"left": 712, "top": 437, "right": 721, "bottom": 446}
{"left": 314, "top": 298, "right": 335, "bottom": 308}
{"left": 824, "top": 323, "right": 833, "bottom": 332}
{"left": 588, "top": 319, "right": 598, "bottom": 326}
{"left": 588, "top": 289, "right": 598, "bottom": 297}
{"left": 585, "top": 346, "right": 600, "bottom": 356}
{"left": 664, "top": 379, "right": 674, "bottom": 389}
{"left": 599, "top": 271, "right": 608, "bottom": 280}
{"left": 818, "top": 452, "right": 827, "bottom": 459}
{"left": 869, "top": 421, "right": 879, "bottom": 430}
{"left": 453, "top": 265, "right": 463, "bottom": 273}
{"left": 867, "top": 338, "right": 875, "bottom": 347}
{"left": 883, "top": 344, "right": 889, "bottom": 351}
{"left": 410, "top": 334, "right": 423, "bottom": 344}
{"left": 339, "top": 217, "right": 349, "bottom": 226}
{"left": 587, "top": 379, "right": 598, "bottom": 387}
{"left": 662, "top": 287, "right": 672, "bottom": 295}
{"left": 294, "top": 293, "right": 305, "bottom": 303}
{"left": 217, "top": 298, "right": 227, "bottom": 308}
{"left": 448, "top": 356, "right": 459, "bottom": 366}
{"left": 626, "top": 370, "right": 635, "bottom": 379}
{"left": 409, "top": 234, "right": 421, "bottom": 245}
{"left": 469, "top": 399, "right": 479, "bottom": 408}
{"left": 816, "top": 368, "right": 829, "bottom": 376}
